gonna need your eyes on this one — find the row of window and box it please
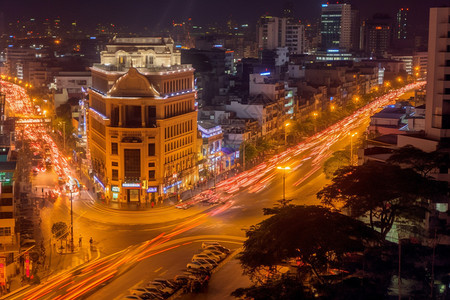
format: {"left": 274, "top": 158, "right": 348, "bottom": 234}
{"left": 165, "top": 147, "right": 193, "bottom": 164}
{"left": 0, "top": 212, "right": 13, "bottom": 219}
{"left": 112, "top": 168, "right": 156, "bottom": 181}
{"left": 111, "top": 143, "right": 156, "bottom": 156}
{"left": 91, "top": 97, "right": 106, "bottom": 116}
{"left": 91, "top": 117, "right": 106, "bottom": 136}
{"left": 165, "top": 135, "right": 193, "bottom": 153}
{"left": 163, "top": 77, "right": 192, "bottom": 94}
{"left": 165, "top": 120, "right": 193, "bottom": 139}
{"left": 0, "top": 198, "right": 12, "bottom": 206}
{"left": 165, "top": 157, "right": 192, "bottom": 175}
{"left": 0, "top": 227, "right": 11, "bottom": 236}
{"left": 165, "top": 100, "right": 192, "bottom": 118}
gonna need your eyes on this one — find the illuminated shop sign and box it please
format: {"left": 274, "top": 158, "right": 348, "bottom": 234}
{"left": 122, "top": 182, "right": 141, "bottom": 188}
{"left": 163, "top": 180, "right": 182, "bottom": 193}
{"left": 147, "top": 187, "right": 158, "bottom": 193}
{"left": 111, "top": 186, "right": 120, "bottom": 192}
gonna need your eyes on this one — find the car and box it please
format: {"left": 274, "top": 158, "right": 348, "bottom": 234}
{"left": 145, "top": 282, "right": 175, "bottom": 296}
{"left": 192, "top": 258, "right": 217, "bottom": 269}
{"left": 192, "top": 253, "right": 221, "bottom": 262}
{"left": 130, "top": 288, "right": 163, "bottom": 298}
{"left": 203, "top": 249, "right": 227, "bottom": 260}
{"left": 122, "top": 296, "right": 144, "bottom": 300}
{"left": 152, "top": 278, "right": 179, "bottom": 290}
{"left": 174, "top": 275, "right": 190, "bottom": 285}
{"left": 187, "top": 261, "right": 212, "bottom": 270}
{"left": 205, "top": 245, "right": 231, "bottom": 254}
{"left": 201, "top": 241, "right": 221, "bottom": 249}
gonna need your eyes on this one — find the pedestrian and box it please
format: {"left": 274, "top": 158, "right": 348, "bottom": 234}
{"left": 151, "top": 201, "right": 154, "bottom": 208}
{"left": 79, "top": 235, "right": 82, "bottom": 247}
{"left": 89, "top": 237, "right": 93, "bottom": 247}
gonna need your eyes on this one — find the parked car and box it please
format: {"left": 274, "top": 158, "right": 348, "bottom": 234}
{"left": 152, "top": 278, "right": 179, "bottom": 290}
{"left": 174, "top": 275, "right": 190, "bottom": 285}
{"left": 201, "top": 241, "right": 221, "bottom": 249}
{"left": 187, "top": 261, "right": 212, "bottom": 270}
{"left": 145, "top": 282, "right": 174, "bottom": 296}
{"left": 205, "top": 245, "right": 230, "bottom": 254}
{"left": 122, "top": 296, "right": 144, "bottom": 300}
{"left": 130, "top": 288, "right": 163, "bottom": 298}
{"left": 192, "top": 258, "right": 217, "bottom": 269}
{"left": 192, "top": 253, "right": 221, "bottom": 262}
{"left": 203, "top": 249, "right": 227, "bottom": 260}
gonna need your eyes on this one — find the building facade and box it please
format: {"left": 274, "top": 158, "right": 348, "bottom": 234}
{"left": 320, "top": 3, "right": 352, "bottom": 51}
{"left": 88, "top": 37, "right": 197, "bottom": 204}
{"left": 257, "top": 16, "right": 305, "bottom": 54}
{"left": 424, "top": 7, "right": 450, "bottom": 142}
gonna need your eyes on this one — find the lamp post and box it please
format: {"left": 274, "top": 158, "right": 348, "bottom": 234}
{"left": 284, "top": 122, "right": 290, "bottom": 146}
{"left": 349, "top": 132, "right": 357, "bottom": 166}
{"left": 312, "top": 112, "right": 318, "bottom": 133}
{"left": 277, "top": 166, "right": 291, "bottom": 206}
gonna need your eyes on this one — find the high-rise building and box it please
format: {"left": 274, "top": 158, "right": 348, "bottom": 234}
{"left": 320, "top": 3, "right": 352, "bottom": 51}
{"left": 350, "top": 9, "right": 361, "bottom": 51}
{"left": 424, "top": 7, "right": 450, "bottom": 142}
{"left": 364, "top": 14, "right": 391, "bottom": 57}
{"left": 257, "top": 15, "right": 305, "bottom": 54}
{"left": 395, "top": 8, "right": 409, "bottom": 40}
{"left": 88, "top": 37, "right": 198, "bottom": 204}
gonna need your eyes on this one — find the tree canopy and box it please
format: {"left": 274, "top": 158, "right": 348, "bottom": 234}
{"left": 317, "top": 161, "right": 446, "bottom": 239}
{"left": 387, "top": 145, "right": 449, "bottom": 177}
{"left": 239, "top": 206, "right": 379, "bottom": 281}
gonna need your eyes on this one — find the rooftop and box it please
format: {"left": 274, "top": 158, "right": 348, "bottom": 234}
{"left": 91, "top": 64, "right": 193, "bottom": 75}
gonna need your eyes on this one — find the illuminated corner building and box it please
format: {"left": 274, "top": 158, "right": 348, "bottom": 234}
{"left": 88, "top": 37, "right": 197, "bottom": 204}
{"left": 320, "top": 3, "right": 351, "bottom": 51}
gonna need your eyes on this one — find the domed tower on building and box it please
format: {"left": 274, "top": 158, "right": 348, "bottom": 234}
{"left": 88, "top": 37, "right": 197, "bottom": 205}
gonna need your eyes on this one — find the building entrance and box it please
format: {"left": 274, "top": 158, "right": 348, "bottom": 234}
{"left": 127, "top": 189, "right": 140, "bottom": 202}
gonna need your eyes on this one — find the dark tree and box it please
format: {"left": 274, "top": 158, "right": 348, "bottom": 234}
{"left": 317, "top": 161, "right": 446, "bottom": 240}
{"left": 239, "top": 206, "right": 379, "bottom": 284}
{"left": 387, "top": 145, "right": 449, "bottom": 177}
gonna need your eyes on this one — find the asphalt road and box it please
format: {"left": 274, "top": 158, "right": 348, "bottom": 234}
{"left": 0, "top": 80, "right": 425, "bottom": 299}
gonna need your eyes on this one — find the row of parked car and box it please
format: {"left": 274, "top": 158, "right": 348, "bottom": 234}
{"left": 122, "top": 242, "right": 231, "bottom": 300}
{"left": 186, "top": 242, "right": 230, "bottom": 271}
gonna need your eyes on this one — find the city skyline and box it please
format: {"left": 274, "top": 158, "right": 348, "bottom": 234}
{"left": 2, "top": 0, "right": 447, "bottom": 31}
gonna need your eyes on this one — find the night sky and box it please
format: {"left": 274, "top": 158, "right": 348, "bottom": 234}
{"left": 2, "top": 0, "right": 448, "bottom": 30}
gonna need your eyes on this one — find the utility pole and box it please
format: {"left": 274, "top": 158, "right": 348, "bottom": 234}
{"left": 277, "top": 166, "right": 290, "bottom": 206}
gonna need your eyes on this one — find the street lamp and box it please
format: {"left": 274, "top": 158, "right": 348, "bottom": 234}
{"left": 312, "top": 112, "right": 318, "bottom": 133}
{"left": 284, "top": 122, "right": 290, "bottom": 146}
{"left": 277, "top": 166, "right": 291, "bottom": 206}
{"left": 349, "top": 132, "right": 358, "bottom": 166}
